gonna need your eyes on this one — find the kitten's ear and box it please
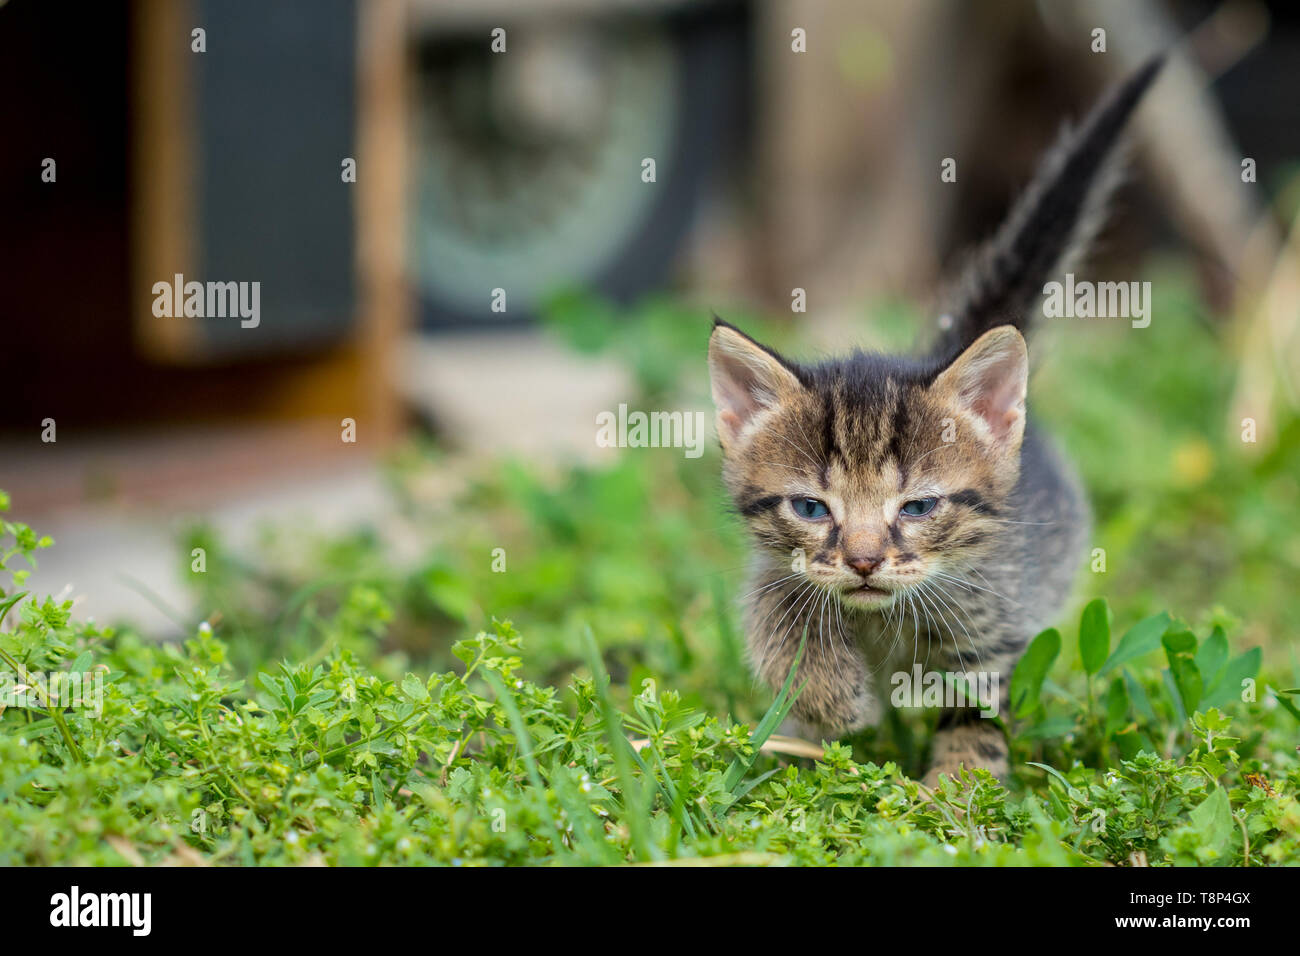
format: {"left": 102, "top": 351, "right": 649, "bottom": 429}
{"left": 708, "top": 322, "right": 803, "bottom": 450}
{"left": 930, "top": 326, "right": 1028, "bottom": 451}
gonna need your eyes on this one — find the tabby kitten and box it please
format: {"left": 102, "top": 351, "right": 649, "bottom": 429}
{"left": 708, "top": 58, "right": 1163, "bottom": 785}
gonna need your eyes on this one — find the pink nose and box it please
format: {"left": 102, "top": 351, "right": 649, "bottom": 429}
{"left": 848, "top": 555, "right": 884, "bottom": 577}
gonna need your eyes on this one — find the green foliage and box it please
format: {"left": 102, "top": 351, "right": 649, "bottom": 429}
{"left": 1029, "top": 262, "right": 1300, "bottom": 648}
{"left": 1, "top": 269, "right": 1297, "bottom": 865}
{"left": 552, "top": 274, "right": 1300, "bottom": 651}
{"left": 1, "top": 494, "right": 1297, "bottom": 866}
{"left": 1011, "top": 598, "right": 1282, "bottom": 775}
{"left": 1010, "top": 628, "right": 1060, "bottom": 718}
{"left": 1078, "top": 598, "right": 1110, "bottom": 676}
{"left": 542, "top": 289, "right": 788, "bottom": 405}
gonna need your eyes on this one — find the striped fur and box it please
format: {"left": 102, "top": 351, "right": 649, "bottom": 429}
{"left": 709, "top": 58, "right": 1162, "bottom": 785}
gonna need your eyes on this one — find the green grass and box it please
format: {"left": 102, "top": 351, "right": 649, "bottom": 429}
{"left": 0, "top": 272, "right": 1297, "bottom": 866}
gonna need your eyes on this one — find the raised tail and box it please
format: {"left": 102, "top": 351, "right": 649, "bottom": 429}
{"left": 931, "top": 54, "right": 1165, "bottom": 360}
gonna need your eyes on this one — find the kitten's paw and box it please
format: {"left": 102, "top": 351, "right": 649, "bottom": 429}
{"left": 788, "top": 683, "right": 879, "bottom": 741}
{"left": 925, "top": 723, "right": 1008, "bottom": 787}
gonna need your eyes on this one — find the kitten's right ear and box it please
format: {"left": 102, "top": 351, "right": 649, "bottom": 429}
{"left": 708, "top": 321, "right": 803, "bottom": 450}
{"left": 930, "top": 325, "right": 1028, "bottom": 455}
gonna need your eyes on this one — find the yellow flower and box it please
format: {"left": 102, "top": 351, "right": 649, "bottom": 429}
{"left": 1172, "top": 438, "right": 1214, "bottom": 486}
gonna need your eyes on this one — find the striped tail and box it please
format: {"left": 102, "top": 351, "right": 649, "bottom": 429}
{"left": 932, "top": 54, "right": 1165, "bottom": 360}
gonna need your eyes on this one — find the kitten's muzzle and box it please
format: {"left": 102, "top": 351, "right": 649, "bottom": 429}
{"left": 843, "top": 553, "right": 896, "bottom": 603}
{"left": 842, "top": 582, "right": 894, "bottom": 606}
{"left": 847, "top": 554, "right": 885, "bottom": 578}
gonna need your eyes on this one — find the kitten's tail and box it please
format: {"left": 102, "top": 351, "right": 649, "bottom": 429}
{"left": 932, "top": 54, "right": 1165, "bottom": 360}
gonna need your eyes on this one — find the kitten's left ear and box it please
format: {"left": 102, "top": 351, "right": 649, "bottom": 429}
{"left": 930, "top": 326, "right": 1028, "bottom": 451}
{"left": 708, "top": 321, "right": 803, "bottom": 451}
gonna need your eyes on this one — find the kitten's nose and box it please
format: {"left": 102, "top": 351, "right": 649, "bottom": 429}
{"left": 848, "top": 555, "right": 884, "bottom": 577}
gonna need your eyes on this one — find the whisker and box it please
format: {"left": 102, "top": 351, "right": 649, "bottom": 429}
{"left": 770, "top": 432, "right": 823, "bottom": 473}
{"left": 753, "top": 460, "right": 816, "bottom": 476}
{"left": 837, "top": 591, "right": 857, "bottom": 658}
{"left": 929, "top": 569, "right": 1023, "bottom": 609}
{"left": 922, "top": 578, "right": 985, "bottom": 673}
{"left": 915, "top": 583, "right": 963, "bottom": 673}
{"left": 788, "top": 425, "right": 827, "bottom": 470}
{"left": 753, "top": 580, "right": 813, "bottom": 678}
{"left": 910, "top": 442, "right": 956, "bottom": 468}
{"left": 818, "top": 588, "right": 831, "bottom": 661}
{"left": 765, "top": 579, "right": 821, "bottom": 675}
{"left": 908, "top": 590, "right": 922, "bottom": 673}
{"left": 909, "top": 586, "right": 937, "bottom": 671}
{"left": 737, "top": 572, "right": 804, "bottom": 602}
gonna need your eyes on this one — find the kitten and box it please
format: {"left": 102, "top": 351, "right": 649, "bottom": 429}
{"left": 708, "top": 57, "right": 1164, "bottom": 785}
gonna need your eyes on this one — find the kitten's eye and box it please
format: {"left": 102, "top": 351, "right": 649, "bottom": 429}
{"left": 901, "top": 497, "right": 939, "bottom": 517}
{"left": 791, "top": 497, "right": 830, "bottom": 520}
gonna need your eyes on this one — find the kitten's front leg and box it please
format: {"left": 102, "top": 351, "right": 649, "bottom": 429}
{"left": 923, "top": 709, "right": 1008, "bottom": 787}
{"left": 923, "top": 646, "right": 1014, "bottom": 786}
{"left": 745, "top": 576, "right": 877, "bottom": 740}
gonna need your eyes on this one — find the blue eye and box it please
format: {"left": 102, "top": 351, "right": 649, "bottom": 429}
{"left": 901, "top": 497, "right": 939, "bottom": 517}
{"left": 791, "top": 497, "right": 830, "bottom": 520}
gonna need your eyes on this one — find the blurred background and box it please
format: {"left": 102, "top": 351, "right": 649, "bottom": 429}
{"left": 1, "top": 0, "right": 1297, "bottom": 704}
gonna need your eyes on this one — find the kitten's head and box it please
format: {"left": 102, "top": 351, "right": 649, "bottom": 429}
{"left": 708, "top": 321, "right": 1026, "bottom": 609}
{"left": 706, "top": 57, "right": 1167, "bottom": 611}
